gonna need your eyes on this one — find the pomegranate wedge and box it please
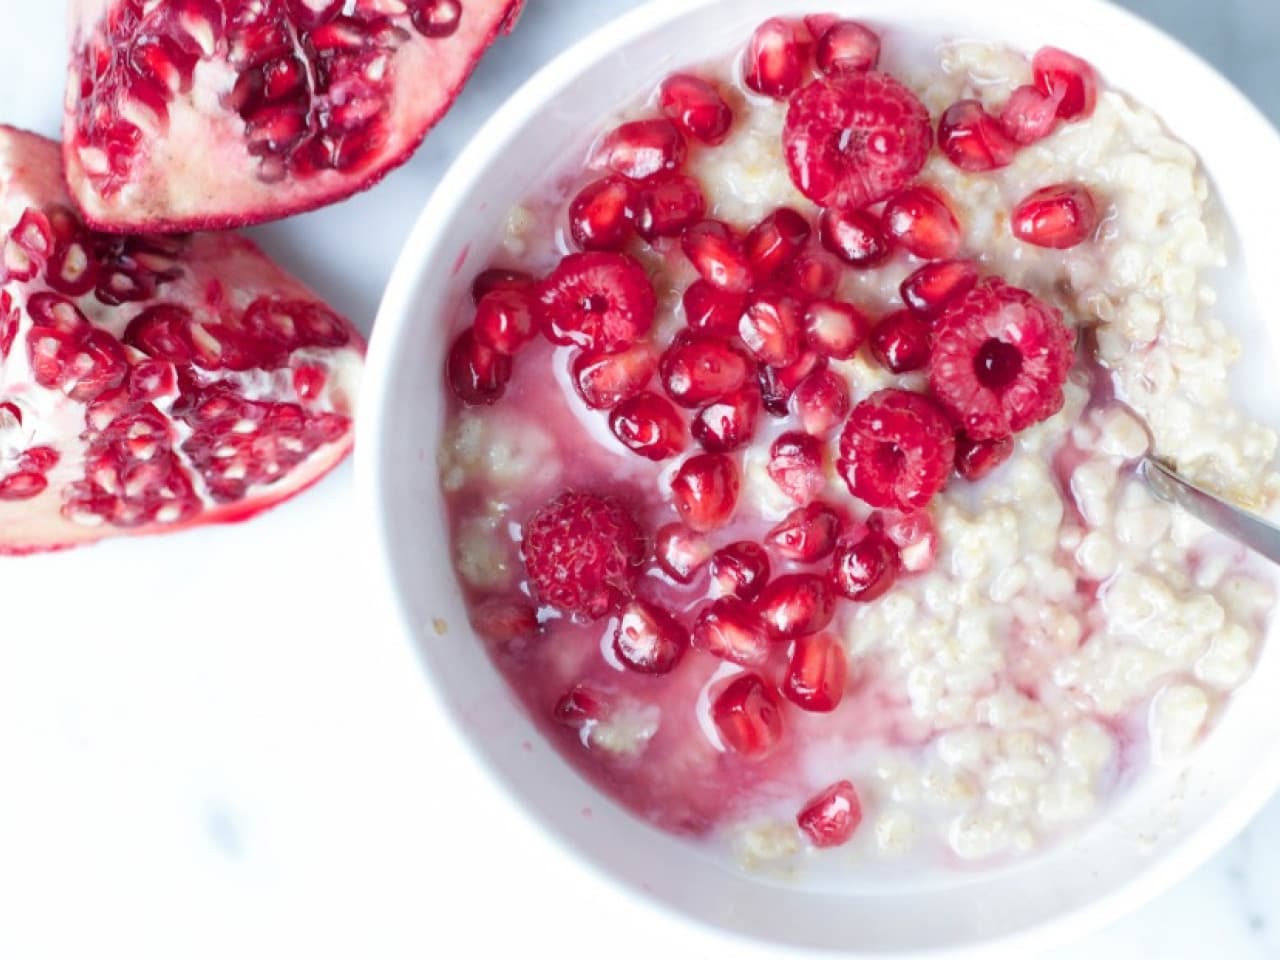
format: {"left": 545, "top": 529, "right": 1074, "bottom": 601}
{"left": 62, "top": 0, "right": 525, "bottom": 232}
{"left": 0, "top": 127, "right": 363, "bottom": 554}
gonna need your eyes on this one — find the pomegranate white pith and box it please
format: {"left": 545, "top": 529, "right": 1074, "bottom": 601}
{"left": 0, "top": 126, "right": 363, "bottom": 554}
{"left": 62, "top": 0, "right": 525, "bottom": 232}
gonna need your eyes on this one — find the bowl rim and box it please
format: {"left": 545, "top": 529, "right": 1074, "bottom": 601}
{"left": 355, "top": 0, "right": 1280, "bottom": 954}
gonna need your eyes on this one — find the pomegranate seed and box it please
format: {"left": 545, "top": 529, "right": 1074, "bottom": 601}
{"left": 682, "top": 220, "right": 754, "bottom": 294}
{"left": 659, "top": 73, "right": 733, "bottom": 145}
{"left": 660, "top": 331, "right": 752, "bottom": 408}
{"left": 692, "top": 597, "right": 771, "bottom": 666}
{"left": 743, "top": 18, "right": 810, "bottom": 98}
{"left": 1000, "top": 84, "right": 1062, "bottom": 144}
{"left": 881, "top": 510, "right": 938, "bottom": 573}
{"left": 830, "top": 529, "right": 900, "bottom": 601}
{"left": 554, "top": 685, "right": 606, "bottom": 727}
{"left": 1011, "top": 183, "right": 1100, "bottom": 249}
{"left": 739, "top": 290, "right": 803, "bottom": 367}
{"left": 819, "top": 206, "right": 892, "bottom": 267}
{"left": 759, "top": 350, "right": 827, "bottom": 416}
{"left": 1033, "top": 47, "right": 1099, "bottom": 120}
{"left": 572, "top": 342, "right": 657, "bottom": 410}
{"left": 471, "top": 596, "right": 540, "bottom": 642}
{"left": 609, "top": 391, "right": 687, "bottom": 460}
{"left": 291, "top": 363, "right": 326, "bottom": 401}
{"left": 682, "top": 281, "right": 746, "bottom": 337}
{"left": 711, "top": 673, "right": 785, "bottom": 756}
{"left": 654, "top": 523, "right": 712, "bottom": 583}
{"left": 568, "top": 175, "right": 636, "bottom": 252}
{"left": 594, "top": 118, "right": 687, "bottom": 180}
{"left": 783, "top": 632, "right": 848, "bottom": 712}
{"left": 870, "top": 310, "right": 931, "bottom": 373}
{"left": 671, "top": 453, "right": 739, "bottom": 531}
{"left": 786, "top": 248, "right": 843, "bottom": 299}
{"left": 900, "top": 260, "right": 978, "bottom": 318}
{"left": 711, "top": 541, "right": 771, "bottom": 601}
{"left": 955, "top": 433, "right": 1015, "bottom": 480}
{"left": 767, "top": 431, "right": 825, "bottom": 505}
{"left": 10, "top": 209, "right": 54, "bottom": 259}
{"left": 0, "top": 471, "right": 48, "bottom": 500}
{"left": 797, "top": 780, "right": 862, "bottom": 847}
{"left": 883, "top": 186, "right": 963, "bottom": 260}
{"left": 803, "top": 299, "right": 870, "bottom": 360}
{"left": 756, "top": 573, "right": 836, "bottom": 639}
{"left": 692, "top": 386, "right": 760, "bottom": 453}
{"left": 745, "top": 208, "right": 811, "bottom": 280}
{"left": 19, "top": 446, "right": 60, "bottom": 473}
{"left": 813, "top": 20, "right": 880, "bottom": 75}
{"left": 473, "top": 288, "right": 538, "bottom": 355}
{"left": 632, "top": 172, "right": 707, "bottom": 239}
{"left": 790, "top": 368, "right": 851, "bottom": 436}
{"left": 613, "top": 599, "right": 688, "bottom": 674}
{"left": 471, "top": 267, "right": 533, "bottom": 304}
{"left": 938, "top": 100, "right": 1017, "bottom": 172}
{"left": 766, "top": 502, "right": 844, "bottom": 562}
{"left": 447, "top": 329, "right": 511, "bottom": 405}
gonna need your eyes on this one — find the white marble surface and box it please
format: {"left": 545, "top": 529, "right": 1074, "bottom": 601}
{"left": 0, "top": 1, "right": 1278, "bottom": 957}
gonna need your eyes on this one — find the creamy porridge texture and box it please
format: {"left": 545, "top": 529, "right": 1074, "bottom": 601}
{"left": 437, "top": 16, "right": 1278, "bottom": 872}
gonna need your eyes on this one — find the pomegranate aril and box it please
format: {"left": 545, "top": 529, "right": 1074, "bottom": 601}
{"left": 473, "top": 288, "right": 538, "bottom": 355}
{"left": 711, "top": 673, "right": 785, "bottom": 757}
{"left": 682, "top": 281, "right": 745, "bottom": 337}
{"left": 803, "top": 299, "right": 869, "bottom": 360}
{"left": 11, "top": 209, "right": 54, "bottom": 258}
{"left": 654, "top": 523, "right": 712, "bottom": 584}
{"left": 19, "top": 446, "right": 61, "bottom": 473}
{"left": 1000, "top": 84, "right": 1062, "bottom": 144}
{"left": 411, "top": 0, "right": 463, "bottom": 38}
{"left": 743, "top": 18, "right": 810, "bottom": 99}
{"left": 710, "top": 541, "right": 771, "bottom": 601}
{"left": 671, "top": 453, "right": 739, "bottom": 532}
{"left": 609, "top": 391, "right": 688, "bottom": 461}
{"left": 447, "top": 329, "right": 511, "bottom": 405}
{"left": 831, "top": 528, "right": 901, "bottom": 601}
{"left": 0, "top": 471, "right": 48, "bottom": 500}
{"left": 658, "top": 73, "right": 733, "bottom": 145}
{"left": 819, "top": 206, "right": 892, "bottom": 268}
{"left": 739, "top": 290, "right": 803, "bottom": 368}
{"left": 1033, "top": 47, "right": 1099, "bottom": 120}
{"left": 938, "top": 100, "right": 1018, "bottom": 172}
{"left": 660, "top": 332, "right": 752, "bottom": 408}
{"left": 756, "top": 573, "right": 836, "bottom": 639}
{"left": 692, "top": 386, "right": 760, "bottom": 453}
{"left": 538, "top": 252, "right": 656, "bottom": 352}
{"left": 955, "top": 433, "right": 1015, "bottom": 481}
{"left": 568, "top": 176, "right": 636, "bottom": 252}
{"left": 791, "top": 368, "right": 851, "bottom": 436}
{"left": 1011, "top": 183, "right": 1100, "bottom": 249}
{"left": 813, "top": 20, "right": 880, "bottom": 75}
{"left": 472, "top": 267, "right": 534, "bottom": 304}
{"left": 554, "top": 685, "right": 606, "bottom": 728}
{"left": 768, "top": 430, "right": 826, "bottom": 505}
{"left": 572, "top": 342, "right": 657, "bottom": 410}
{"left": 692, "top": 596, "right": 771, "bottom": 667}
{"left": 786, "top": 248, "right": 842, "bottom": 300}
{"left": 613, "top": 599, "right": 688, "bottom": 675}
{"left": 682, "top": 220, "right": 754, "bottom": 294}
{"left": 766, "top": 502, "right": 844, "bottom": 562}
{"left": 745, "top": 208, "right": 811, "bottom": 280}
{"left": 870, "top": 310, "right": 931, "bottom": 374}
{"left": 883, "top": 186, "right": 963, "bottom": 260}
{"left": 471, "top": 596, "right": 540, "bottom": 642}
{"left": 594, "top": 119, "right": 687, "bottom": 181}
{"left": 783, "top": 632, "right": 848, "bottom": 712}
{"left": 881, "top": 510, "right": 938, "bottom": 574}
{"left": 900, "top": 260, "right": 979, "bottom": 318}
{"left": 797, "top": 780, "right": 862, "bottom": 847}
{"left": 632, "top": 172, "right": 706, "bottom": 240}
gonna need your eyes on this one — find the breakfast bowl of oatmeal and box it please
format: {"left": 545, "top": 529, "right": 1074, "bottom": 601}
{"left": 357, "top": 0, "right": 1280, "bottom": 952}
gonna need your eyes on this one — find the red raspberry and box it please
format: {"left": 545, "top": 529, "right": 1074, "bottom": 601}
{"left": 783, "top": 72, "right": 932, "bottom": 209}
{"left": 521, "top": 492, "right": 647, "bottom": 620}
{"left": 537, "top": 252, "right": 656, "bottom": 352}
{"left": 837, "top": 389, "right": 955, "bottom": 511}
{"left": 929, "top": 278, "right": 1076, "bottom": 440}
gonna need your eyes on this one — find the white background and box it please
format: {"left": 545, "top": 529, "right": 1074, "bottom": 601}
{"left": 1, "top": 1, "right": 1277, "bottom": 957}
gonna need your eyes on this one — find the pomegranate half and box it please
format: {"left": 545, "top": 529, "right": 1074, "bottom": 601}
{"left": 62, "top": 0, "right": 525, "bottom": 232}
{"left": 0, "top": 126, "right": 364, "bottom": 554}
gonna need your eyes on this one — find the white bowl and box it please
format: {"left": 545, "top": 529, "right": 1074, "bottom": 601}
{"left": 356, "top": 1, "right": 1280, "bottom": 954}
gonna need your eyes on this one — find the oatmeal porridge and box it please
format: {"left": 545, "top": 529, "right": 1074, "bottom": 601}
{"left": 436, "top": 15, "right": 1278, "bottom": 874}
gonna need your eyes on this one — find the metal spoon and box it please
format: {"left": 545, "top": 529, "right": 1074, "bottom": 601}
{"left": 1138, "top": 457, "right": 1280, "bottom": 565}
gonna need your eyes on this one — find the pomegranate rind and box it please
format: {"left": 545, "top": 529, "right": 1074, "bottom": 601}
{"left": 62, "top": 0, "right": 526, "bottom": 232}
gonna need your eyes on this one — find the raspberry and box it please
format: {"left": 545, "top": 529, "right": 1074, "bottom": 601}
{"left": 520, "top": 492, "right": 647, "bottom": 619}
{"left": 929, "top": 278, "right": 1076, "bottom": 440}
{"left": 837, "top": 389, "right": 955, "bottom": 511}
{"left": 783, "top": 72, "right": 932, "bottom": 209}
{"left": 537, "top": 252, "right": 656, "bottom": 352}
